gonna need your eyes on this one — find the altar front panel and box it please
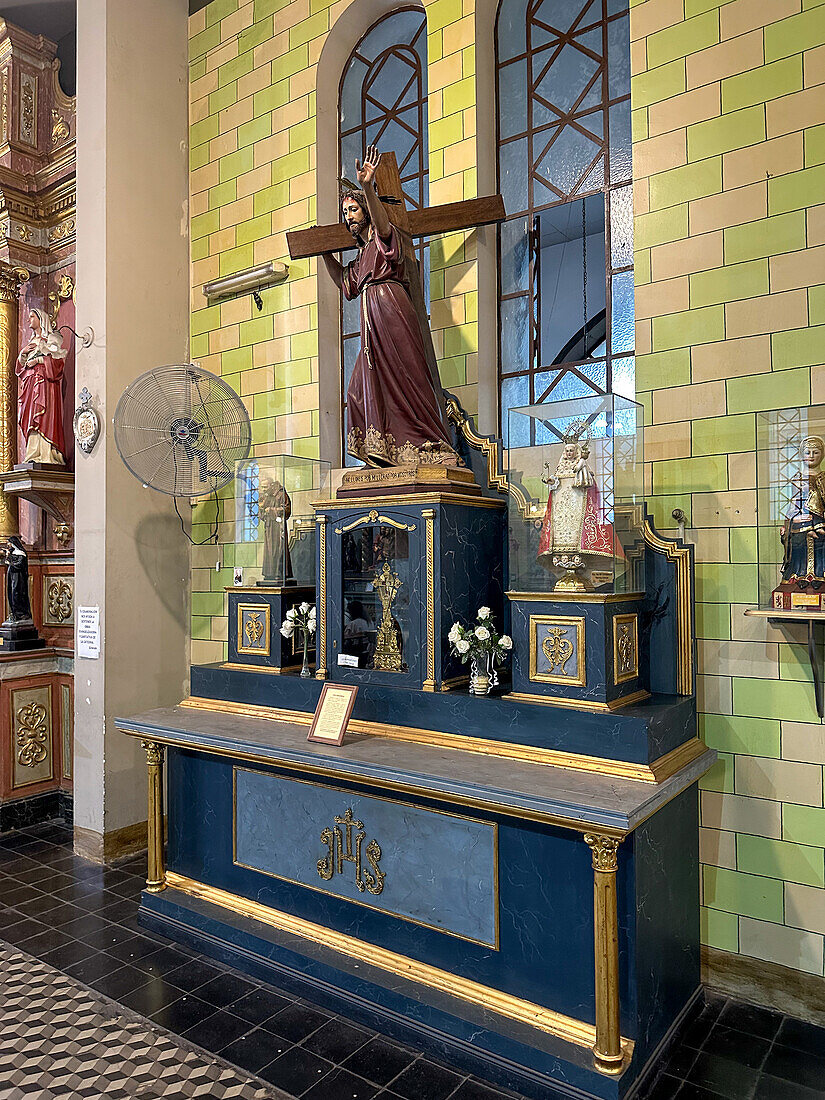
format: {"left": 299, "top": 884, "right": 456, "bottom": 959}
{"left": 167, "top": 746, "right": 635, "bottom": 1033}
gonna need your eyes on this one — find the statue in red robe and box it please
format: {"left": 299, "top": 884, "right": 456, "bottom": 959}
{"left": 321, "top": 146, "right": 456, "bottom": 467}
{"left": 537, "top": 429, "right": 617, "bottom": 590}
{"left": 16, "top": 307, "right": 66, "bottom": 465}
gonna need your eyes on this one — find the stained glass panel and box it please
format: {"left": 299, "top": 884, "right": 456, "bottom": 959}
{"left": 497, "top": 0, "right": 634, "bottom": 435}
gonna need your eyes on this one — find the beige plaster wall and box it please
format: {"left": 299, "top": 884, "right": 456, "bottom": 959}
{"left": 74, "top": 0, "right": 191, "bottom": 851}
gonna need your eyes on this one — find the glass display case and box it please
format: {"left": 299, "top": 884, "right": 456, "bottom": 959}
{"left": 506, "top": 393, "right": 646, "bottom": 596}
{"left": 341, "top": 521, "right": 411, "bottom": 673}
{"left": 234, "top": 455, "right": 331, "bottom": 589}
{"left": 756, "top": 406, "right": 825, "bottom": 613}
{"left": 225, "top": 455, "right": 330, "bottom": 673}
{"left": 504, "top": 393, "right": 648, "bottom": 708}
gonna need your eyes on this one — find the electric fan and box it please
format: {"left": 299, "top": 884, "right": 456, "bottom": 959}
{"left": 113, "top": 365, "right": 251, "bottom": 498}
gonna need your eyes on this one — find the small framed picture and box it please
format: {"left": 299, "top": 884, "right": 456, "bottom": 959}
{"left": 307, "top": 683, "right": 359, "bottom": 746}
{"left": 233, "top": 567, "right": 244, "bottom": 586}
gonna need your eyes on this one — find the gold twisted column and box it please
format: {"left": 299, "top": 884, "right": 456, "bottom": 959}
{"left": 584, "top": 833, "right": 624, "bottom": 1075}
{"left": 0, "top": 264, "right": 20, "bottom": 537}
{"left": 141, "top": 740, "right": 166, "bottom": 892}
{"left": 422, "top": 509, "right": 436, "bottom": 692}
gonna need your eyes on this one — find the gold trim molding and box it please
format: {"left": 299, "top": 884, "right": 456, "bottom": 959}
{"left": 162, "top": 870, "right": 633, "bottom": 1071}
{"left": 176, "top": 695, "right": 705, "bottom": 784}
{"left": 642, "top": 520, "right": 693, "bottom": 694}
{"left": 505, "top": 689, "right": 650, "bottom": 713}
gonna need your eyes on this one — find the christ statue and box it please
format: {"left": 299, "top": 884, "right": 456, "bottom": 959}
{"left": 321, "top": 146, "right": 457, "bottom": 468}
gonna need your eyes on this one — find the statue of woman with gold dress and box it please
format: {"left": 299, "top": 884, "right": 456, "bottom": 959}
{"left": 778, "top": 435, "right": 825, "bottom": 585}
{"left": 536, "top": 424, "right": 616, "bottom": 590}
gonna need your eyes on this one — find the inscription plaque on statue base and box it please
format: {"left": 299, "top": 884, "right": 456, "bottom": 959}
{"left": 337, "top": 463, "right": 480, "bottom": 499}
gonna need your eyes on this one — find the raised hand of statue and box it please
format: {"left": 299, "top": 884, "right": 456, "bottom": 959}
{"left": 355, "top": 144, "right": 381, "bottom": 187}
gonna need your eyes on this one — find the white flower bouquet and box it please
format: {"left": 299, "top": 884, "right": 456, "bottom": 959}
{"left": 448, "top": 607, "right": 512, "bottom": 666}
{"left": 281, "top": 602, "right": 316, "bottom": 677}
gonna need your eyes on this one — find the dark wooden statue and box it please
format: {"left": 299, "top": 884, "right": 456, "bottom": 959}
{"left": 2, "top": 536, "right": 33, "bottom": 622}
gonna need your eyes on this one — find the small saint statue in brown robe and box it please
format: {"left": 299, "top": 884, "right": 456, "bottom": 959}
{"left": 322, "top": 145, "right": 456, "bottom": 468}
{"left": 259, "top": 478, "right": 294, "bottom": 586}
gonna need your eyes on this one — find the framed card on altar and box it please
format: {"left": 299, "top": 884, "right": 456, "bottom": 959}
{"left": 308, "top": 683, "right": 358, "bottom": 745}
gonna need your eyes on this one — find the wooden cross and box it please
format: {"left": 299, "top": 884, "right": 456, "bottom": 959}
{"left": 286, "top": 152, "right": 505, "bottom": 419}
{"left": 286, "top": 152, "right": 505, "bottom": 260}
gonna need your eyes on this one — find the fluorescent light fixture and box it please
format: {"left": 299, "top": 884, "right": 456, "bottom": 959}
{"left": 203, "top": 260, "right": 289, "bottom": 302}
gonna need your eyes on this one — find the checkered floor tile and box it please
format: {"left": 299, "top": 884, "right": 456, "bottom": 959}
{"left": 0, "top": 943, "right": 285, "bottom": 1100}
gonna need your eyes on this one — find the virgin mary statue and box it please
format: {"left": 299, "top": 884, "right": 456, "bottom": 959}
{"left": 16, "top": 307, "right": 67, "bottom": 465}
{"left": 536, "top": 425, "right": 617, "bottom": 590}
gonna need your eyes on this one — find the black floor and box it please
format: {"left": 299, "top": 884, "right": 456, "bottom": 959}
{"left": 1, "top": 820, "right": 824, "bottom": 1100}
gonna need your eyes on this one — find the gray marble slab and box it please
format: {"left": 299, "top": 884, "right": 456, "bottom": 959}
{"left": 117, "top": 705, "right": 716, "bottom": 834}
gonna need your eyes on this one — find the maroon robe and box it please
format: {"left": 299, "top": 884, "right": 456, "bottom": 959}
{"left": 16, "top": 346, "right": 66, "bottom": 459}
{"left": 343, "top": 226, "right": 453, "bottom": 466}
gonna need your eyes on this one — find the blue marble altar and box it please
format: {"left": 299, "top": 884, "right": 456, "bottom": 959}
{"left": 119, "top": 404, "right": 711, "bottom": 1100}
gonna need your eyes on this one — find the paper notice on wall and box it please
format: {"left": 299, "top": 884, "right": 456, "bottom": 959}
{"left": 77, "top": 606, "right": 101, "bottom": 659}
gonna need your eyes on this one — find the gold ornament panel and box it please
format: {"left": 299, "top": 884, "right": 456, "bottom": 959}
{"left": 612, "top": 614, "right": 639, "bottom": 686}
{"left": 11, "top": 684, "right": 53, "bottom": 789}
{"left": 237, "top": 603, "right": 271, "bottom": 656}
{"left": 529, "top": 615, "right": 586, "bottom": 687}
{"left": 43, "top": 575, "right": 74, "bottom": 625}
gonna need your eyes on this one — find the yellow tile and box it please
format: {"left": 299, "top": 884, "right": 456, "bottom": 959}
{"left": 289, "top": 66, "right": 316, "bottom": 99}
{"left": 649, "top": 83, "right": 720, "bottom": 138}
{"left": 253, "top": 233, "right": 288, "bottom": 265}
{"left": 631, "top": 36, "right": 647, "bottom": 77}
{"left": 442, "top": 14, "right": 473, "bottom": 53}
{"left": 236, "top": 163, "right": 271, "bottom": 199}
{"left": 634, "top": 177, "right": 651, "bottom": 216}
{"left": 430, "top": 174, "right": 465, "bottom": 204}
{"left": 728, "top": 451, "right": 756, "bottom": 491}
{"left": 273, "top": 305, "right": 311, "bottom": 337}
{"left": 700, "top": 827, "right": 737, "bottom": 871}
{"left": 190, "top": 96, "right": 211, "bottom": 125}
{"left": 768, "top": 84, "right": 825, "bottom": 138}
{"left": 771, "top": 243, "right": 825, "bottom": 292}
{"left": 191, "top": 191, "right": 209, "bottom": 217}
{"left": 289, "top": 276, "right": 316, "bottom": 308}
{"left": 692, "top": 334, "right": 772, "bottom": 381}
{"left": 785, "top": 883, "right": 825, "bottom": 937}
{"left": 220, "top": 5, "right": 253, "bottom": 40}
{"left": 209, "top": 226, "right": 237, "bottom": 254}
{"left": 210, "top": 130, "right": 238, "bottom": 159}
{"left": 686, "top": 31, "right": 764, "bottom": 90}
{"left": 192, "top": 255, "right": 221, "bottom": 285}
{"left": 689, "top": 181, "right": 767, "bottom": 235}
{"left": 444, "top": 136, "right": 477, "bottom": 177}
{"left": 253, "top": 29, "right": 289, "bottom": 67}
{"left": 725, "top": 288, "right": 808, "bottom": 338}
{"left": 652, "top": 379, "right": 726, "bottom": 423}
{"left": 190, "top": 70, "right": 219, "bottom": 103}
{"left": 205, "top": 39, "right": 238, "bottom": 74}
{"left": 808, "top": 204, "right": 825, "bottom": 246}
{"left": 736, "top": 755, "right": 823, "bottom": 805}
{"left": 209, "top": 325, "right": 240, "bottom": 353}
{"left": 274, "top": 96, "right": 312, "bottom": 132}
{"left": 189, "top": 8, "right": 206, "bottom": 35}
{"left": 651, "top": 229, "right": 724, "bottom": 280}
{"left": 805, "top": 43, "right": 825, "bottom": 88}
{"left": 252, "top": 337, "right": 290, "bottom": 367}
{"left": 691, "top": 526, "right": 731, "bottom": 562}
{"left": 219, "top": 98, "right": 254, "bottom": 134}
{"left": 723, "top": 134, "right": 804, "bottom": 190}
{"left": 720, "top": 0, "right": 802, "bottom": 39}
{"left": 782, "top": 721, "right": 825, "bottom": 764}
{"left": 643, "top": 420, "right": 692, "bottom": 460}
{"left": 630, "top": 0, "right": 687, "bottom": 42}
{"left": 239, "top": 365, "right": 275, "bottom": 395}
{"left": 290, "top": 170, "right": 316, "bottom": 202}
{"left": 220, "top": 296, "right": 252, "bottom": 326}
{"left": 443, "top": 259, "right": 478, "bottom": 296}
{"left": 811, "top": 361, "right": 825, "bottom": 403}
{"left": 237, "top": 64, "right": 272, "bottom": 101}
{"left": 700, "top": 791, "right": 782, "bottom": 839}
{"left": 219, "top": 195, "right": 255, "bottom": 229}
{"left": 275, "top": 0, "right": 308, "bottom": 31}
{"left": 253, "top": 132, "right": 290, "bottom": 169}
{"left": 191, "top": 161, "right": 220, "bottom": 196}
{"left": 696, "top": 674, "right": 732, "bottom": 715}
{"left": 691, "top": 489, "right": 757, "bottom": 527}
{"left": 636, "top": 317, "right": 652, "bottom": 355}
{"left": 291, "top": 381, "right": 320, "bottom": 412}
{"left": 276, "top": 411, "right": 313, "bottom": 439}
{"left": 431, "top": 295, "right": 466, "bottom": 328}
{"left": 634, "top": 128, "right": 688, "bottom": 177}
{"left": 636, "top": 275, "right": 690, "bottom": 319}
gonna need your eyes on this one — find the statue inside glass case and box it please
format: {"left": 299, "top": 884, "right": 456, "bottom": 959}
{"left": 774, "top": 436, "right": 825, "bottom": 605}
{"left": 536, "top": 423, "right": 616, "bottom": 590}
{"left": 259, "top": 478, "right": 294, "bottom": 586}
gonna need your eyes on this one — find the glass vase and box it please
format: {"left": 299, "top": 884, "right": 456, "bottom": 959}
{"left": 300, "top": 630, "right": 311, "bottom": 678}
{"left": 470, "top": 650, "right": 493, "bottom": 696}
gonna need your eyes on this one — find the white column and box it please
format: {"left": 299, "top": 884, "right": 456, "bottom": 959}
{"left": 74, "top": 0, "right": 190, "bottom": 860}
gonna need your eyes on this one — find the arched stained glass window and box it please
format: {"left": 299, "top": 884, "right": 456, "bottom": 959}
{"left": 339, "top": 8, "right": 429, "bottom": 464}
{"left": 496, "top": 0, "right": 634, "bottom": 440}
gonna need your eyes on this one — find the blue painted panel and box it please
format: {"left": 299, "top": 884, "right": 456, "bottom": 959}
{"left": 234, "top": 768, "right": 498, "bottom": 947}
